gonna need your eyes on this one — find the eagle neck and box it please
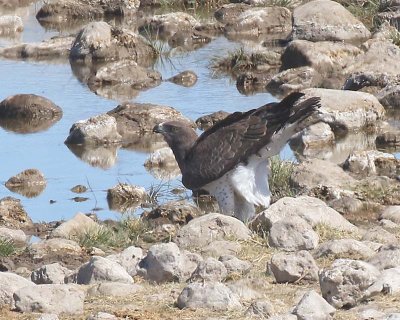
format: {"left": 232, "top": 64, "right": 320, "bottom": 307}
{"left": 167, "top": 136, "right": 196, "bottom": 173}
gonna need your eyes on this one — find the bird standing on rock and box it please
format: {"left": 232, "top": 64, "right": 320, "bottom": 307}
{"left": 153, "top": 92, "right": 322, "bottom": 222}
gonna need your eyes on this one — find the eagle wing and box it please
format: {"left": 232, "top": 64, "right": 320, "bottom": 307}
{"left": 182, "top": 92, "right": 321, "bottom": 190}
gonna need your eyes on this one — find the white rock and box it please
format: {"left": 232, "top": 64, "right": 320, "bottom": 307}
{"left": 51, "top": 212, "right": 100, "bottom": 238}
{"left": 177, "top": 282, "right": 241, "bottom": 310}
{"left": 293, "top": 290, "right": 336, "bottom": 320}
{"left": 218, "top": 255, "right": 251, "bottom": 275}
{"left": 29, "top": 238, "right": 83, "bottom": 259}
{"left": 201, "top": 240, "right": 242, "bottom": 257}
{"left": 362, "top": 227, "right": 398, "bottom": 245}
{"left": 366, "top": 267, "right": 400, "bottom": 295}
{"left": 14, "top": 284, "right": 85, "bottom": 315}
{"left": 319, "top": 259, "right": 381, "bottom": 308}
{"left": 87, "top": 282, "right": 143, "bottom": 297}
{"left": 174, "top": 213, "right": 251, "bottom": 250}
{"left": 226, "top": 278, "right": 263, "bottom": 301}
{"left": 106, "top": 246, "right": 144, "bottom": 276}
{"left": 37, "top": 314, "right": 59, "bottom": 320}
{"left": 380, "top": 206, "right": 400, "bottom": 224}
{"left": 138, "top": 242, "right": 199, "bottom": 283}
{"left": 269, "top": 250, "right": 319, "bottom": 283}
{"left": 368, "top": 245, "right": 400, "bottom": 270}
{"left": 268, "top": 216, "right": 319, "bottom": 251}
{"left": 314, "top": 239, "right": 375, "bottom": 259}
{"left": 76, "top": 256, "right": 133, "bottom": 284}
{"left": 245, "top": 300, "right": 274, "bottom": 318}
{"left": 189, "top": 257, "right": 227, "bottom": 282}
{"left": 31, "top": 263, "right": 71, "bottom": 284}
{"left": 0, "top": 272, "right": 35, "bottom": 308}
{"left": 87, "top": 312, "right": 118, "bottom": 320}
{"left": 0, "top": 227, "right": 26, "bottom": 247}
{"left": 344, "top": 150, "right": 394, "bottom": 177}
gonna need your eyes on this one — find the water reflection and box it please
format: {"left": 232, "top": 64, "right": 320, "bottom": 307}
{"left": 65, "top": 143, "right": 120, "bottom": 169}
{"left": 0, "top": 114, "right": 62, "bottom": 133}
{"left": 5, "top": 183, "right": 46, "bottom": 198}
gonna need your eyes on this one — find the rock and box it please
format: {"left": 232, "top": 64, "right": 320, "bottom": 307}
{"left": 86, "top": 312, "right": 118, "bottom": 320}
{"left": 189, "top": 257, "right": 227, "bottom": 282}
{"left": 195, "top": 111, "right": 230, "bottom": 131}
{"left": 269, "top": 315, "right": 298, "bottom": 320}
{"left": 367, "top": 245, "right": 400, "bottom": 270}
{"left": 138, "top": 242, "right": 199, "bottom": 283}
{"left": 0, "top": 36, "right": 74, "bottom": 61}
{"left": 376, "top": 130, "right": 400, "bottom": 150}
{"left": 245, "top": 300, "right": 274, "bottom": 318}
{"left": 76, "top": 256, "right": 133, "bottom": 284}
{"left": 0, "top": 272, "right": 35, "bottom": 308}
{"left": 141, "top": 12, "right": 199, "bottom": 38}
{"left": 0, "top": 227, "right": 26, "bottom": 248}
{"left": 142, "top": 200, "right": 200, "bottom": 226}
{"left": 87, "top": 60, "right": 162, "bottom": 94}
{"left": 379, "top": 219, "right": 400, "bottom": 230}
{"left": 201, "top": 240, "right": 242, "bottom": 258}
{"left": 31, "top": 263, "right": 71, "bottom": 284}
{"left": 362, "top": 227, "right": 398, "bottom": 245}
{"left": 376, "top": 85, "right": 400, "bottom": 108}
{"left": 70, "top": 22, "right": 154, "bottom": 64}
{"left": 87, "top": 282, "right": 143, "bottom": 297}
{"left": 319, "top": 259, "right": 381, "bottom": 308}
{"left": 106, "top": 246, "right": 144, "bottom": 277}
{"left": 267, "top": 66, "right": 323, "bottom": 96}
{"left": 293, "top": 290, "right": 336, "bottom": 320}
{"left": 269, "top": 250, "right": 319, "bottom": 283}
{"left": 51, "top": 212, "right": 100, "bottom": 239}
{"left": 296, "top": 122, "right": 335, "bottom": 149}
{"left": 225, "top": 278, "right": 263, "bottom": 301}
{"left": 37, "top": 314, "right": 59, "bottom": 320}
{"left": 218, "top": 255, "right": 251, "bottom": 275}
{"left": 214, "top": 3, "right": 250, "bottom": 24}
{"left": 5, "top": 169, "right": 46, "bottom": 198}
{"left": 0, "top": 15, "right": 23, "bottom": 35}
{"left": 0, "top": 196, "right": 33, "bottom": 229}
{"left": 107, "top": 102, "right": 194, "bottom": 140}
{"left": 66, "top": 143, "right": 120, "bottom": 169}
{"left": 292, "top": 0, "right": 370, "bottom": 42}
{"left": 177, "top": 282, "right": 241, "bottom": 310}
{"left": 174, "top": 213, "right": 251, "bottom": 250}
{"left": 167, "top": 70, "right": 197, "bottom": 87}
{"left": 29, "top": 238, "right": 83, "bottom": 259}
{"left": 343, "top": 150, "right": 395, "bottom": 178}
{"left": 268, "top": 216, "right": 319, "bottom": 251}
{"left": 281, "top": 40, "right": 361, "bottom": 74}
{"left": 366, "top": 267, "right": 400, "bottom": 295}
{"left": 0, "top": 94, "right": 62, "bottom": 134}
{"left": 144, "top": 147, "right": 180, "bottom": 179}
{"left": 65, "top": 113, "right": 122, "bottom": 145}
{"left": 252, "top": 196, "right": 357, "bottom": 233}
{"left": 291, "top": 159, "right": 355, "bottom": 191}
{"left": 344, "top": 40, "right": 400, "bottom": 76}
{"left": 106, "top": 183, "right": 147, "bottom": 213}
{"left": 380, "top": 206, "right": 400, "bottom": 224}
{"left": 14, "top": 284, "right": 85, "bottom": 315}
{"left": 303, "top": 88, "right": 385, "bottom": 132}
{"left": 342, "top": 71, "right": 400, "bottom": 91}
{"left": 314, "top": 239, "right": 375, "bottom": 260}
{"left": 224, "top": 6, "right": 292, "bottom": 38}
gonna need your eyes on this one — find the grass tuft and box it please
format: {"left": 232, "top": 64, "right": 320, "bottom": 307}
{"left": 269, "top": 156, "right": 296, "bottom": 203}
{"left": 0, "top": 238, "right": 16, "bottom": 257}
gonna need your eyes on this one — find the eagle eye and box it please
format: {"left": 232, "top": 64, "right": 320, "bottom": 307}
{"left": 170, "top": 126, "right": 179, "bottom": 133}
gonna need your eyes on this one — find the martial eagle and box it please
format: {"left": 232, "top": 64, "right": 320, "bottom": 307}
{"left": 153, "top": 92, "right": 321, "bottom": 222}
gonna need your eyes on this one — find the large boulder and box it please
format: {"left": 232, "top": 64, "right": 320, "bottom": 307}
{"left": 293, "top": 290, "right": 336, "bottom": 320}
{"left": 0, "top": 94, "right": 62, "bottom": 134}
{"left": 106, "top": 246, "right": 144, "bottom": 277}
{"left": 69, "top": 22, "right": 155, "bottom": 64}
{"left": 314, "top": 239, "right": 375, "bottom": 260}
{"left": 292, "top": 0, "right": 370, "bottom": 42}
{"left": 0, "top": 272, "right": 35, "bottom": 308}
{"left": 367, "top": 245, "right": 400, "bottom": 270}
{"left": 51, "top": 212, "right": 100, "bottom": 239}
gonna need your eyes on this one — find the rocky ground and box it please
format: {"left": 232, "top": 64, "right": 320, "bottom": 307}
{"left": 1, "top": 0, "right": 400, "bottom": 319}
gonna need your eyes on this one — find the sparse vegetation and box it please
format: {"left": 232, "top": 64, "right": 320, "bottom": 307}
{"left": 389, "top": 28, "right": 400, "bottom": 47}
{"left": 314, "top": 223, "right": 361, "bottom": 243}
{"left": 269, "top": 156, "right": 296, "bottom": 203}
{"left": 0, "top": 238, "right": 16, "bottom": 257}
{"left": 269, "top": 0, "right": 294, "bottom": 7}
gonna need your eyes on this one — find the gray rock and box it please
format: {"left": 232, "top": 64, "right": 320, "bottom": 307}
{"left": 380, "top": 206, "right": 400, "bottom": 224}
{"left": 218, "top": 255, "right": 251, "bottom": 275}
{"left": 268, "top": 216, "right": 319, "bottom": 251}
{"left": 0, "top": 272, "right": 35, "bottom": 308}
{"left": 0, "top": 227, "right": 26, "bottom": 248}
{"left": 106, "top": 246, "right": 144, "bottom": 277}
{"left": 174, "top": 213, "right": 251, "bottom": 250}
{"left": 36, "top": 314, "right": 59, "bottom": 320}
{"left": 377, "top": 85, "right": 400, "bottom": 109}
{"left": 51, "top": 212, "right": 100, "bottom": 239}
{"left": 292, "top": 0, "right": 370, "bottom": 42}
{"left": 87, "top": 282, "right": 143, "bottom": 297}
{"left": 201, "top": 240, "right": 242, "bottom": 258}
{"left": 362, "top": 227, "right": 398, "bottom": 245}
{"left": 144, "top": 147, "right": 180, "bottom": 180}
{"left": 297, "top": 122, "right": 335, "bottom": 149}
{"left": 344, "top": 150, "right": 395, "bottom": 178}
{"left": 245, "top": 300, "right": 274, "bottom": 318}
{"left": 107, "top": 183, "right": 147, "bottom": 213}
{"left": 177, "top": 282, "right": 241, "bottom": 310}
{"left": 293, "top": 290, "right": 336, "bottom": 320}
{"left": 269, "top": 250, "right": 319, "bottom": 283}
{"left": 86, "top": 312, "right": 117, "bottom": 320}
{"left": 0, "top": 36, "right": 74, "bottom": 60}
{"left": 167, "top": 70, "right": 197, "bottom": 87}
{"left": 303, "top": 88, "right": 385, "bottom": 132}
{"left": 76, "top": 256, "right": 133, "bottom": 284}
{"left": 281, "top": 40, "right": 361, "bottom": 74}
{"left": 368, "top": 245, "right": 400, "bottom": 270}
{"left": 5, "top": 168, "right": 47, "bottom": 198}
{"left": 14, "top": 284, "right": 85, "bottom": 315}
{"left": 387, "top": 314, "right": 400, "bottom": 320}
{"left": 29, "top": 238, "right": 83, "bottom": 259}
{"left": 366, "top": 267, "right": 400, "bottom": 295}
{"left": 31, "top": 263, "right": 71, "bottom": 284}
{"left": 65, "top": 113, "right": 122, "bottom": 145}
{"left": 138, "top": 242, "right": 199, "bottom": 283}
{"left": 253, "top": 196, "right": 357, "bottom": 233}
{"left": 319, "top": 259, "right": 381, "bottom": 308}
{"left": 189, "top": 257, "right": 227, "bottom": 282}
{"left": 269, "top": 315, "right": 298, "bottom": 320}
{"left": 226, "top": 278, "right": 263, "bottom": 301}
{"left": 314, "top": 239, "right": 375, "bottom": 260}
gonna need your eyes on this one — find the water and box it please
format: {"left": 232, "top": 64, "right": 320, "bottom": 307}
{"left": 0, "top": 2, "right": 284, "bottom": 222}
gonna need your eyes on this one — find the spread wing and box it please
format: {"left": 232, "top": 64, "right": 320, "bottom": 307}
{"left": 182, "top": 92, "right": 321, "bottom": 190}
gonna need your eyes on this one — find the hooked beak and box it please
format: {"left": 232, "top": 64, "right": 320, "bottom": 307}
{"left": 153, "top": 123, "right": 164, "bottom": 134}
